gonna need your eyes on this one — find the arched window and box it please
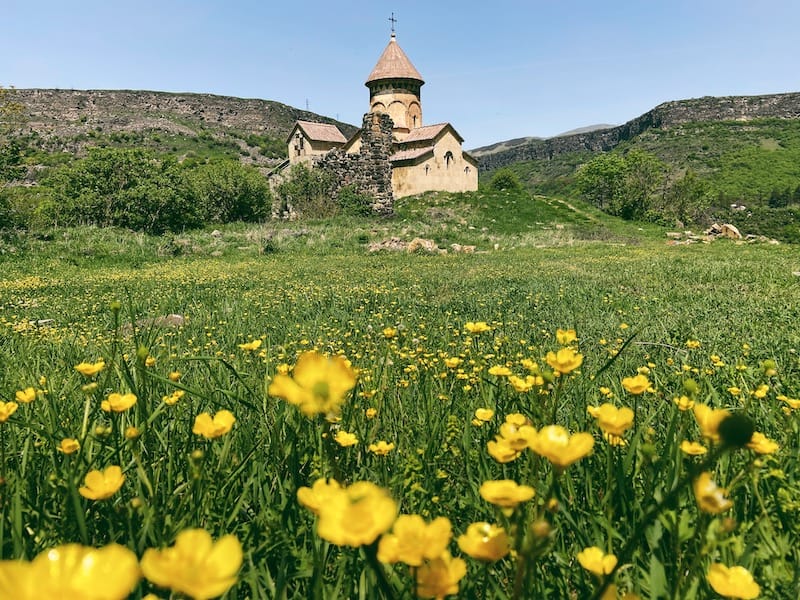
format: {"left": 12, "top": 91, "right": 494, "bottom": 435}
{"left": 424, "top": 164, "right": 430, "bottom": 175}
{"left": 444, "top": 151, "right": 454, "bottom": 169}
{"left": 464, "top": 166, "right": 470, "bottom": 174}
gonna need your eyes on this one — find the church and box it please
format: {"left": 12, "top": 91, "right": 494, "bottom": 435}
{"left": 284, "top": 30, "right": 478, "bottom": 203}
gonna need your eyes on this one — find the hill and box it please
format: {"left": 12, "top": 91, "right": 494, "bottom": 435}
{"left": 7, "top": 88, "right": 358, "bottom": 171}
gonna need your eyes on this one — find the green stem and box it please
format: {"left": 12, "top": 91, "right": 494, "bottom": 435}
{"left": 362, "top": 541, "right": 397, "bottom": 599}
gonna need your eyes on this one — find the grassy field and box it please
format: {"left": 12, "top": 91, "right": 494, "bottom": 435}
{"left": 0, "top": 197, "right": 799, "bottom": 598}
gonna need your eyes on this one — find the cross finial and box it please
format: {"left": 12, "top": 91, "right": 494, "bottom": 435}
{"left": 389, "top": 12, "right": 397, "bottom": 35}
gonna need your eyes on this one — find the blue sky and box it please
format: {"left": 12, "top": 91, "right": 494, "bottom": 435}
{"left": 3, "top": 0, "right": 799, "bottom": 148}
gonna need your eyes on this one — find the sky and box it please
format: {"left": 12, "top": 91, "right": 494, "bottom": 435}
{"left": 3, "top": 0, "right": 799, "bottom": 149}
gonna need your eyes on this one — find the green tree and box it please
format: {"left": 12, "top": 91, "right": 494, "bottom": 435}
{"left": 186, "top": 160, "right": 272, "bottom": 223}
{"left": 575, "top": 153, "right": 627, "bottom": 212}
{"left": 275, "top": 163, "right": 337, "bottom": 218}
{"left": 489, "top": 168, "right": 523, "bottom": 191}
{"left": 661, "top": 169, "right": 711, "bottom": 225}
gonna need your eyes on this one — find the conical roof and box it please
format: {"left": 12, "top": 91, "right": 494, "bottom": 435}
{"left": 365, "top": 34, "right": 424, "bottom": 85}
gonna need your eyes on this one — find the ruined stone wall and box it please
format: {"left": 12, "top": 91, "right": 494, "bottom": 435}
{"left": 315, "top": 112, "right": 395, "bottom": 215}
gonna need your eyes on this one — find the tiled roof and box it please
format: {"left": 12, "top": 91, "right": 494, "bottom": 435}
{"left": 293, "top": 120, "right": 347, "bottom": 143}
{"left": 401, "top": 123, "right": 452, "bottom": 143}
{"left": 366, "top": 34, "right": 424, "bottom": 84}
{"left": 390, "top": 147, "right": 434, "bottom": 163}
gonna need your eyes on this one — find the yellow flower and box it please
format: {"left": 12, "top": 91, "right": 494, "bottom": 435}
{"left": 315, "top": 481, "right": 397, "bottom": 547}
{"left": 508, "top": 374, "right": 538, "bottom": 392}
{"left": 673, "top": 395, "right": 695, "bottom": 411}
{"left": 685, "top": 339, "right": 701, "bottom": 349}
{"left": 778, "top": 395, "right": 800, "bottom": 410}
{"left": 728, "top": 386, "right": 741, "bottom": 397}
{"left": 365, "top": 407, "right": 378, "bottom": 419}
{"left": 377, "top": 515, "right": 452, "bottom": 566}
{"left": 74, "top": 361, "right": 106, "bottom": 377}
{"left": 488, "top": 365, "right": 512, "bottom": 377}
{"left": 457, "top": 522, "right": 510, "bottom": 562}
{"left": 444, "top": 357, "right": 463, "bottom": 369}
{"left": 368, "top": 441, "right": 395, "bottom": 455}
{"left": 163, "top": 390, "right": 185, "bottom": 406}
{"left": 498, "top": 421, "right": 537, "bottom": 451}
{"left": 144, "top": 355, "right": 156, "bottom": 368}
{"left": 334, "top": 430, "right": 358, "bottom": 447}
{"left": 382, "top": 327, "right": 398, "bottom": 339}
{"left": 140, "top": 529, "right": 242, "bottom": 600}
{"left": 706, "top": 563, "right": 760, "bottom": 599}
{"left": 528, "top": 425, "right": 594, "bottom": 469}
{"left": 487, "top": 437, "right": 522, "bottom": 463}
{"left": 415, "top": 551, "right": 467, "bottom": 599}
{"left": 577, "top": 546, "right": 617, "bottom": 576}
{"left": 237, "top": 339, "right": 262, "bottom": 351}
{"left": 268, "top": 351, "right": 356, "bottom": 418}
{"left": 693, "top": 404, "right": 730, "bottom": 443}
{"left": 297, "top": 478, "right": 342, "bottom": 516}
{"left": 0, "top": 542, "right": 140, "bottom": 600}
{"left": 474, "top": 408, "right": 494, "bottom": 422}
{"left": 168, "top": 371, "right": 182, "bottom": 382}
{"left": 465, "top": 321, "right": 491, "bottom": 334}
{"left": 680, "top": 440, "right": 708, "bottom": 456}
{"left": 101, "top": 392, "right": 137, "bottom": 413}
{"left": 79, "top": 466, "right": 125, "bottom": 500}
{"left": 58, "top": 438, "right": 80, "bottom": 454}
{"left": 693, "top": 472, "right": 732, "bottom": 514}
{"left": 621, "top": 374, "right": 650, "bottom": 395}
{"left": 192, "top": 410, "right": 236, "bottom": 439}
{"left": 479, "top": 480, "right": 535, "bottom": 509}
{"left": 747, "top": 431, "right": 778, "bottom": 454}
{"left": 0, "top": 401, "right": 19, "bottom": 423}
{"left": 587, "top": 403, "right": 634, "bottom": 437}
{"left": 545, "top": 347, "right": 583, "bottom": 375}
{"left": 124, "top": 426, "right": 140, "bottom": 440}
{"left": 556, "top": 328, "right": 577, "bottom": 345}
{"left": 752, "top": 384, "right": 769, "bottom": 399}
{"left": 15, "top": 387, "right": 36, "bottom": 404}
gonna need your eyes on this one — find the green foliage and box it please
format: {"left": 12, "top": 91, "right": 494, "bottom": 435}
{"left": 656, "top": 169, "right": 712, "bottom": 226}
{"left": 184, "top": 160, "right": 272, "bottom": 223}
{"left": 40, "top": 147, "right": 200, "bottom": 233}
{"left": 275, "top": 163, "right": 338, "bottom": 218}
{"left": 243, "top": 133, "right": 287, "bottom": 159}
{"left": 336, "top": 183, "right": 373, "bottom": 217}
{"left": 489, "top": 168, "right": 523, "bottom": 191}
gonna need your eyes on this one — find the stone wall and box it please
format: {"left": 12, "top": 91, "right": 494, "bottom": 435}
{"left": 314, "top": 112, "right": 395, "bottom": 215}
{"left": 479, "top": 92, "right": 800, "bottom": 171}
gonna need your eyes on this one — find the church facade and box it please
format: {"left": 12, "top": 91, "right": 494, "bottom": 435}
{"left": 285, "top": 32, "right": 478, "bottom": 203}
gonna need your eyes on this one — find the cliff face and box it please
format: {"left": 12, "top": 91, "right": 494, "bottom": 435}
{"left": 478, "top": 92, "right": 800, "bottom": 171}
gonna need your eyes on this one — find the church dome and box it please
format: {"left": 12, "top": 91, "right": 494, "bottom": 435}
{"left": 365, "top": 34, "right": 424, "bottom": 85}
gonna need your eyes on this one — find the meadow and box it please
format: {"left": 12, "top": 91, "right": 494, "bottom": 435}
{"left": 0, "top": 208, "right": 798, "bottom": 598}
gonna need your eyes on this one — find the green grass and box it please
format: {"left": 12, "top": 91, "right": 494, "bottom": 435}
{"left": 1, "top": 208, "right": 798, "bottom": 598}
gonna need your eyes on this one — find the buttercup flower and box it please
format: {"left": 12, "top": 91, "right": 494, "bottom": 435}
{"left": 74, "top": 361, "right": 106, "bottom": 377}
{"left": 163, "top": 390, "right": 185, "bottom": 406}
{"left": 747, "top": 431, "right": 778, "bottom": 454}
{"left": 706, "top": 563, "right": 760, "bottom": 599}
{"left": 465, "top": 321, "right": 491, "bottom": 334}
{"left": 268, "top": 351, "right": 356, "bottom": 417}
{"left": 479, "top": 480, "right": 535, "bottom": 509}
{"left": 0, "top": 542, "right": 140, "bottom": 600}
{"left": 488, "top": 365, "right": 512, "bottom": 377}
{"left": 577, "top": 546, "right": 617, "bottom": 576}
{"left": 415, "top": 551, "right": 467, "bottom": 599}
{"left": 693, "top": 404, "right": 730, "bottom": 443}
{"left": 382, "top": 327, "right": 398, "bottom": 339}
{"left": 58, "top": 438, "right": 81, "bottom": 454}
{"left": 79, "top": 466, "right": 125, "bottom": 500}
{"left": 141, "top": 529, "right": 242, "bottom": 600}
{"left": 334, "top": 430, "right": 358, "bottom": 447}
{"left": 297, "top": 478, "right": 342, "bottom": 516}
{"left": 314, "top": 481, "right": 397, "bottom": 547}
{"left": 0, "top": 401, "right": 18, "bottom": 423}
{"left": 693, "top": 472, "right": 732, "bottom": 514}
{"left": 621, "top": 374, "right": 650, "bottom": 395}
{"left": 368, "top": 441, "right": 395, "bottom": 455}
{"left": 101, "top": 392, "right": 137, "bottom": 413}
{"left": 529, "top": 425, "right": 594, "bottom": 469}
{"left": 237, "top": 339, "right": 262, "bottom": 351}
{"left": 545, "top": 347, "right": 583, "bottom": 375}
{"left": 192, "top": 410, "right": 236, "bottom": 439}
{"left": 680, "top": 440, "right": 708, "bottom": 456}
{"left": 15, "top": 387, "right": 36, "bottom": 404}
{"left": 444, "top": 357, "right": 463, "bottom": 369}
{"left": 487, "top": 437, "right": 522, "bottom": 463}
{"left": 474, "top": 408, "right": 494, "bottom": 422}
{"left": 588, "top": 403, "right": 634, "bottom": 437}
{"left": 556, "top": 328, "right": 578, "bottom": 345}
{"left": 508, "top": 374, "right": 539, "bottom": 392}
{"left": 457, "top": 522, "right": 510, "bottom": 562}
{"left": 673, "top": 395, "right": 695, "bottom": 411}
{"left": 377, "top": 515, "right": 452, "bottom": 566}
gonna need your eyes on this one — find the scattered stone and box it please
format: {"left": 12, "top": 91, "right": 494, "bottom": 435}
{"left": 211, "top": 229, "right": 223, "bottom": 239}
{"left": 720, "top": 223, "right": 742, "bottom": 239}
{"left": 450, "top": 243, "right": 476, "bottom": 254}
{"left": 407, "top": 238, "right": 440, "bottom": 254}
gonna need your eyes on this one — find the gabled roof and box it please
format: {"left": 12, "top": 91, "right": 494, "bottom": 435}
{"left": 390, "top": 147, "right": 434, "bottom": 164}
{"left": 400, "top": 123, "right": 464, "bottom": 145}
{"left": 366, "top": 34, "right": 424, "bottom": 85}
{"left": 288, "top": 120, "right": 347, "bottom": 144}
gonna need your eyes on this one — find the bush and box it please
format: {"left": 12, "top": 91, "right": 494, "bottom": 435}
{"left": 275, "top": 163, "right": 338, "bottom": 218}
{"left": 489, "top": 168, "right": 523, "bottom": 191}
{"left": 185, "top": 160, "right": 272, "bottom": 223}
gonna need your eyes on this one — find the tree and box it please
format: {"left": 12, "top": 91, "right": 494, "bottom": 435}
{"left": 489, "top": 168, "right": 522, "bottom": 192}
{"left": 661, "top": 169, "right": 711, "bottom": 225}
{"left": 575, "top": 153, "right": 627, "bottom": 212}
{"left": 186, "top": 160, "right": 272, "bottom": 223}
{"left": 275, "top": 163, "right": 338, "bottom": 218}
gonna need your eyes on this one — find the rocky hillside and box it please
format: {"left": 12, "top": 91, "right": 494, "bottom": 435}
{"left": 477, "top": 92, "right": 800, "bottom": 171}
{"left": 8, "top": 88, "right": 358, "bottom": 169}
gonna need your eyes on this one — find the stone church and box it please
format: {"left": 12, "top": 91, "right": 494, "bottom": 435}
{"left": 283, "top": 31, "right": 478, "bottom": 211}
